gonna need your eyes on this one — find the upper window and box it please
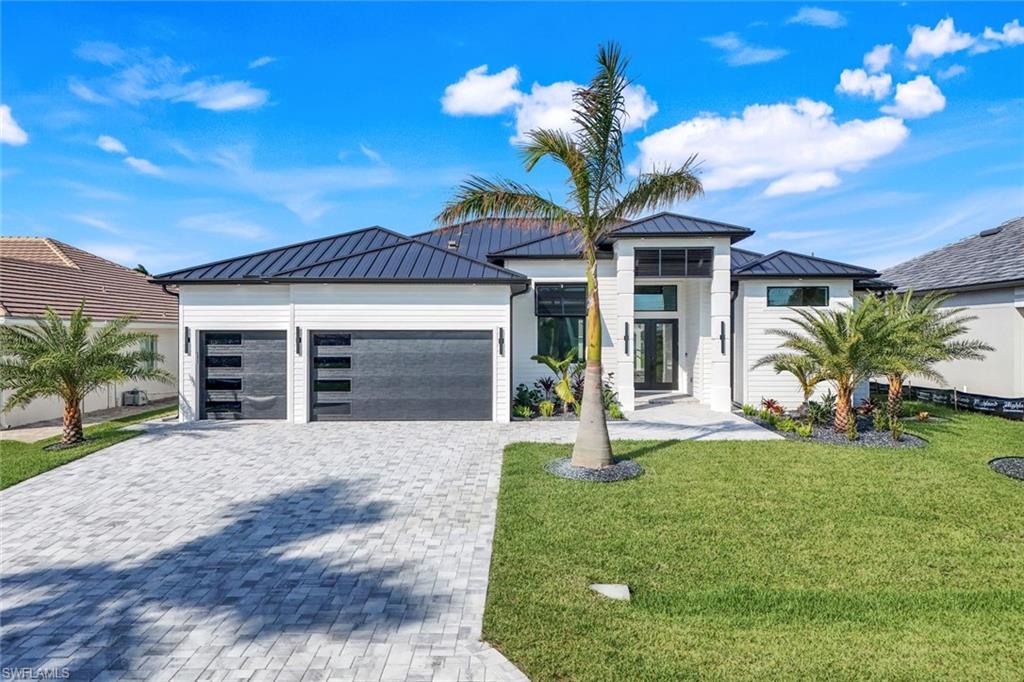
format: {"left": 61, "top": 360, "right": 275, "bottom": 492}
{"left": 634, "top": 285, "right": 677, "bottom": 312}
{"left": 635, "top": 248, "right": 713, "bottom": 278}
{"left": 140, "top": 334, "right": 158, "bottom": 370}
{"left": 767, "top": 286, "right": 829, "bottom": 307}
{"left": 535, "top": 284, "right": 586, "bottom": 358}
{"left": 535, "top": 283, "right": 586, "bottom": 317}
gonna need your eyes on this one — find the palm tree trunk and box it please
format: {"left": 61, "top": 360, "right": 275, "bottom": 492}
{"left": 887, "top": 374, "right": 904, "bottom": 422}
{"left": 62, "top": 399, "right": 84, "bottom": 445}
{"left": 834, "top": 382, "right": 852, "bottom": 433}
{"left": 571, "top": 253, "right": 614, "bottom": 469}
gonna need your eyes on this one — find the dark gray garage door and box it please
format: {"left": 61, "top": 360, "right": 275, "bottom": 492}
{"left": 309, "top": 330, "right": 492, "bottom": 421}
{"left": 200, "top": 331, "right": 287, "bottom": 419}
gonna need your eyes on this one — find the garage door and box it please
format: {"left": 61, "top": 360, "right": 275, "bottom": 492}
{"left": 309, "top": 330, "right": 492, "bottom": 421}
{"left": 200, "top": 331, "right": 287, "bottom": 419}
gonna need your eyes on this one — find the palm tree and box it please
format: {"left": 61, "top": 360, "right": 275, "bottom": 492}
{"left": 755, "top": 297, "right": 890, "bottom": 433}
{"left": 531, "top": 348, "right": 579, "bottom": 414}
{"left": 0, "top": 306, "right": 173, "bottom": 445}
{"left": 436, "top": 43, "right": 703, "bottom": 468}
{"left": 761, "top": 355, "right": 826, "bottom": 413}
{"left": 878, "top": 290, "right": 991, "bottom": 422}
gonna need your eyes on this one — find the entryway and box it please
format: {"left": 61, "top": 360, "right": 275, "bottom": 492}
{"left": 633, "top": 319, "right": 678, "bottom": 390}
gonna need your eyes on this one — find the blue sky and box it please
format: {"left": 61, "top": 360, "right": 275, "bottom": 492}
{"left": 2, "top": 2, "right": 1022, "bottom": 274}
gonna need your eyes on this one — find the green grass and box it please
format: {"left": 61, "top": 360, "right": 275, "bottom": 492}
{"left": 486, "top": 403, "right": 1024, "bottom": 680}
{"left": 1, "top": 405, "right": 177, "bottom": 490}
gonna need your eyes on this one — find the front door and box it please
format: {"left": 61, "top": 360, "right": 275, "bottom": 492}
{"left": 634, "top": 319, "right": 678, "bottom": 390}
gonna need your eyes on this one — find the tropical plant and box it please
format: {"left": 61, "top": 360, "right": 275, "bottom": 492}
{"left": 538, "top": 400, "right": 556, "bottom": 417}
{"left": 806, "top": 400, "right": 833, "bottom": 427}
{"left": 0, "top": 306, "right": 172, "bottom": 445}
{"left": 754, "top": 296, "right": 892, "bottom": 433}
{"left": 856, "top": 398, "right": 876, "bottom": 416}
{"left": 435, "top": 43, "right": 703, "bottom": 468}
{"left": 890, "top": 418, "right": 905, "bottom": 442}
{"left": 794, "top": 422, "right": 814, "bottom": 438}
{"left": 873, "top": 410, "right": 889, "bottom": 432}
{"left": 513, "top": 404, "right": 534, "bottom": 419}
{"left": 769, "top": 355, "right": 826, "bottom": 412}
{"left": 741, "top": 404, "right": 757, "bottom": 416}
{"left": 877, "top": 291, "right": 991, "bottom": 424}
{"left": 760, "top": 397, "right": 784, "bottom": 416}
{"left": 607, "top": 403, "right": 624, "bottom": 420}
{"left": 534, "top": 376, "right": 556, "bottom": 402}
{"left": 514, "top": 383, "right": 542, "bottom": 409}
{"left": 777, "top": 417, "right": 798, "bottom": 433}
{"left": 530, "top": 348, "right": 578, "bottom": 414}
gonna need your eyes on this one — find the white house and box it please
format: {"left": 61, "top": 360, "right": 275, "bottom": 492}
{"left": 0, "top": 237, "right": 179, "bottom": 428}
{"left": 151, "top": 213, "right": 883, "bottom": 423}
{"left": 882, "top": 216, "right": 1024, "bottom": 401}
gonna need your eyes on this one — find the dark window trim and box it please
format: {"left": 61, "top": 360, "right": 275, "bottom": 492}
{"left": 634, "top": 247, "right": 714, "bottom": 278}
{"left": 634, "top": 285, "right": 678, "bottom": 312}
{"left": 534, "top": 282, "right": 587, "bottom": 317}
{"left": 766, "top": 286, "right": 830, "bottom": 307}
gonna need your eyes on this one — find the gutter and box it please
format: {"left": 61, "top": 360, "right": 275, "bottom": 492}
{"left": 508, "top": 283, "right": 532, "bottom": 421}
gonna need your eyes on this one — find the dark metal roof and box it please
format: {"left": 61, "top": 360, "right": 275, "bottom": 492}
{"left": 733, "top": 250, "right": 879, "bottom": 278}
{"left": 606, "top": 212, "right": 754, "bottom": 242}
{"left": 882, "top": 217, "right": 1024, "bottom": 292}
{"left": 152, "top": 226, "right": 526, "bottom": 285}
{"left": 486, "top": 230, "right": 613, "bottom": 260}
{"left": 730, "top": 247, "right": 763, "bottom": 270}
{"left": 415, "top": 219, "right": 566, "bottom": 261}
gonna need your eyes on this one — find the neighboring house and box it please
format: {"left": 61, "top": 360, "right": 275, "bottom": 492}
{"left": 0, "top": 237, "right": 179, "bottom": 428}
{"left": 882, "top": 217, "right": 1024, "bottom": 400}
{"left": 151, "top": 213, "right": 884, "bottom": 423}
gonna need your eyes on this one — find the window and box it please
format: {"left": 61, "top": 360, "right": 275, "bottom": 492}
{"left": 315, "top": 379, "right": 352, "bottom": 392}
{"left": 314, "top": 356, "right": 352, "bottom": 369}
{"left": 634, "top": 248, "right": 713, "bottom": 278}
{"left": 140, "top": 334, "right": 158, "bottom": 370}
{"left": 206, "top": 355, "right": 241, "bottom": 368}
{"left": 316, "top": 333, "right": 351, "bottom": 346}
{"left": 634, "top": 285, "right": 677, "bottom": 312}
{"left": 535, "top": 284, "right": 586, "bottom": 358}
{"left": 206, "top": 378, "right": 242, "bottom": 391}
{"left": 767, "top": 286, "right": 829, "bottom": 307}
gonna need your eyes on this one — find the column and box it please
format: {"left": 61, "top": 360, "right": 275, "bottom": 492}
{"left": 614, "top": 241, "right": 635, "bottom": 411}
{"left": 709, "top": 240, "right": 732, "bottom": 412}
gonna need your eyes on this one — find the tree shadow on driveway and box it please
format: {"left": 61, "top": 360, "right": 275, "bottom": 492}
{"left": 1, "top": 479, "right": 430, "bottom": 677}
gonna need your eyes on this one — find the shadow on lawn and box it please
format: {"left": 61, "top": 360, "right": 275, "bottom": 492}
{"left": 0, "top": 479, "right": 429, "bottom": 677}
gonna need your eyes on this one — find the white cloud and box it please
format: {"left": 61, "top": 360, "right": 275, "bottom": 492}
{"left": 179, "top": 212, "right": 270, "bottom": 240}
{"left": 248, "top": 56, "right": 276, "bottom": 69}
{"left": 0, "top": 105, "right": 28, "bottom": 146}
{"left": 634, "top": 98, "right": 909, "bottom": 197}
{"left": 96, "top": 134, "right": 128, "bottom": 154}
{"left": 786, "top": 7, "right": 847, "bottom": 28}
{"left": 359, "top": 143, "right": 384, "bottom": 164}
{"left": 983, "top": 19, "right": 1024, "bottom": 45}
{"left": 704, "top": 32, "right": 788, "bottom": 66}
{"left": 440, "top": 65, "right": 657, "bottom": 144}
{"left": 124, "top": 156, "right": 163, "bottom": 176}
{"left": 936, "top": 64, "right": 967, "bottom": 80}
{"left": 71, "top": 42, "right": 269, "bottom": 112}
{"left": 68, "top": 214, "right": 121, "bottom": 234}
{"left": 836, "top": 68, "right": 893, "bottom": 100}
{"left": 441, "top": 65, "right": 523, "bottom": 115}
{"left": 906, "top": 18, "right": 975, "bottom": 61}
{"left": 881, "top": 76, "right": 946, "bottom": 119}
{"left": 863, "top": 44, "right": 894, "bottom": 73}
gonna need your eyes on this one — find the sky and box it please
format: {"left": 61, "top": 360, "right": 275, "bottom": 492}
{"left": 1, "top": 2, "right": 1022, "bottom": 275}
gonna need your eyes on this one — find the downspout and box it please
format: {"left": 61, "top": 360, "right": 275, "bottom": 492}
{"left": 508, "top": 282, "right": 531, "bottom": 421}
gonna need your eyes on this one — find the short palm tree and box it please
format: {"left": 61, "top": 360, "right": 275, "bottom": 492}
{"left": 762, "top": 355, "right": 826, "bottom": 413}
{"left": 436, "top": 43, "right": 703, "bottom": 468}
{"left": 531, "top": 349, "right": 578, "bottom": 414}
{"left": 756, "top": 297, "right": 890, "bottom": 433}
{"left": 878, "top": 290, "right": 991, "bottom": 421}
{"left": 0, "top": 306, "right": 173, "bottom": 445}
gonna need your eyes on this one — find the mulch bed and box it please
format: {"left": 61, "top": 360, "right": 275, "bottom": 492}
{"left": 42, "top": 439, "right": 92, "bottom": 452}
{"left": 989, "top": 457, "right": 1024, "bottom": 481}
{"left": 740, "top": 413, "right": 926, "bottom": 449}
{"left": 544, "top": 457, "right": 643, "bottom": 482}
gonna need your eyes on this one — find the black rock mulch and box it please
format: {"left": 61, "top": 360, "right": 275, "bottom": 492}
{"left": 990, "top": 457, "right": 1024, "bottom": 481}
{"left": 544, "top": 457, "right": 643, "bottom": 482}
{"left": 740, "top": 414, "right": 926, "bottom": 449}
{"left": 42, "top": 439, "right": 92, "bottom": 452}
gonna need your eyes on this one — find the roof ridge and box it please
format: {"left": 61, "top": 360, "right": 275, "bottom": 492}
{"left": 416, "top": 217, "right": 559, "bottom": 237}
{"left": 610, "top": 211, "right": 754, "bottom": 234}
{"left": 487, "top": 228, "right": 576, "bottom": 256}
{"left": 152, "top": 225, "right": 398, "bottom": 279}
{"left": 734, "top": 249, "right": 877, "bottom": 275}
{"left": 0, "top": 236, "right": 80, "bottom": 269}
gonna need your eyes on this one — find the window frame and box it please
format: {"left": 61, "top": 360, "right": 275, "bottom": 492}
{"left": 634, "top": 285, "right": 678, "bottom": 312}
{"left": 534, "top": 283, "right": 587, "bottom": 358}
{"left": 766, "top": 286, "right": 830, "bottom": 308}
{"left": 634, "top": 248, "right": 714, "bottom": 278}
{"left": 140, "top": 334, "right": 158, "bottom": 371}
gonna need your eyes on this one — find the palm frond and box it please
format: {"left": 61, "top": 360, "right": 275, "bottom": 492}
{"left": 434, "top": 176, "right": 569, "bottom": 227}
{"left": 610, "top": 157, "right": 703, "bottom": 222}
{"left": 519, "top": 128, "right": 590, "bottom": 215}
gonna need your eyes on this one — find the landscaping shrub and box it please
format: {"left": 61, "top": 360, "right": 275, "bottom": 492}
{"left": 873, "top": 410, "right": 889, "bottom": 432}
{"left": 512, "top": 404, "right": 534, "bottom": 419}
{"left": 538, "top": 400, "right": 556, "bottom": 417}
{"left": 741, "top": 404, "right": 757, "bottom": 416}
{"left": 761, "top": 397, "right": 784, "bottom": 415}
{"left": 794, "top": 422, "right": 814, "bottom": 438}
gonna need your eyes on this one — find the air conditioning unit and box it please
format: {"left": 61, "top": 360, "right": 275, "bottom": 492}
{"left": 122, "top": 389, "right": 149, "bottom": 407}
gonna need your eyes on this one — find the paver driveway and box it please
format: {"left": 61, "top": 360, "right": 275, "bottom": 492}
{"left": 1, "top": 412, "right": 772, "bottom": 681}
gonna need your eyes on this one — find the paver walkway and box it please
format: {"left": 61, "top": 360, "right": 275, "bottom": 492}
{"left": 0, "top": 410, "right": 773, "bottom": 681}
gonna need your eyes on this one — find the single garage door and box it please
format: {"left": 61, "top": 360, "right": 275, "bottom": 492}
{"left": 200, "top": 331, "right": 287, "bottom": 419}
{"left": 309, "top": 330, "right": 492, "bottom": 421}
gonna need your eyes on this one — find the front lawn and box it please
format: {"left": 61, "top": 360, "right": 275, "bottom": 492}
{"left": 487, "top": 404, "right": 1024, "bottom": 680}
{"left": 1, "top": 405, "right": 177, "bottom": 490}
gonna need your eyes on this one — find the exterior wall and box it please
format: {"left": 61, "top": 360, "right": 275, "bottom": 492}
{"left": 508, "top": 259, "right": 619, "bottom": 394}
{"left": 177, "top": 284, "right": 513, "bottom": 423}
{"left": 0, "top": 319, "right": 177, "bottom": 429}
{"left": 904, "top": 287, "right": 1024, "bottom": 398}
{"left": 736, "top": 278, "right": 856, "bottom": 410}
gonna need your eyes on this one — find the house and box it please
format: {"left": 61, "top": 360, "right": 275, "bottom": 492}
{"left": 151, "top": 213, "right": 883, "bottom": 422}
{"left": 882, "top": 217, "right": 1024, "bottom": 400}
{"left": 0, "top": 237, "right": 179, "bottom": 428}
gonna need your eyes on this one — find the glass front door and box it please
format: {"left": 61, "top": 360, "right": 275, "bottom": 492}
{"left": 633, "top": 319, "right": 678, "bottom": 390}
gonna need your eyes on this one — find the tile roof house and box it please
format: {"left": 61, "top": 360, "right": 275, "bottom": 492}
{"left": 0, "top": 238, "right": 179, "bottom": 428}
{"left": 881, "top": 217, "right": 1024, "bottom": 401}
{"left": 152, "top": 212, "right": 882, "bottom": 423}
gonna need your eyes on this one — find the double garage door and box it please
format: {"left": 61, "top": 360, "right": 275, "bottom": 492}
{"left": 199, "top": 329, "right": 493, "bottom": 421}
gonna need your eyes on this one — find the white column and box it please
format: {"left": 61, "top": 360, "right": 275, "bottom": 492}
{"left": 709, "top": 240, "right": 733, "bottom": 412}
{"left": 614, "top": 241, "right": 635, "bottom": 411}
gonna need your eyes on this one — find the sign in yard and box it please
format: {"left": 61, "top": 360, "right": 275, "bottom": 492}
{"left": 870, "top": 382, "right": 1024, "bottom": 421}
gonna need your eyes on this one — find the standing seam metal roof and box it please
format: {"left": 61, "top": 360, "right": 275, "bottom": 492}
{"left": 733, "top": 250, "right": 878, "bottom": 277}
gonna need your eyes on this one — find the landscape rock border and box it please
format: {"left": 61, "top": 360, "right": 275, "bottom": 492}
{"left": 544, "top": 457, "right": 643, "bottom": 482}
{"left": 989, "top": 457, "right": 1024, "bottom": 481}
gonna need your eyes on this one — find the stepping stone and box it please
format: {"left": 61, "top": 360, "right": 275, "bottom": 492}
{"left": 590, "top": 583, "right": 630, "bottom": 601}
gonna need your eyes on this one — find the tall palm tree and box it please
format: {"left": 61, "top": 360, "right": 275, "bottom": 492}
{"left": 755, "top": 297, "right": 890, "bottom": 433}
{"left": 0, "top": 306, "right": 173, "bottom": 445}
{"left": 436, "top": 43, "right": 703, "bottom": 468}
{"left": 878, "top": 290, "right": 991, "bottom": 421}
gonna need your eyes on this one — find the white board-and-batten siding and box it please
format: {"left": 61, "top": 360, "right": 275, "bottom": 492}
{"left": 177, "top": 284, "right": 513, "bottom": 423}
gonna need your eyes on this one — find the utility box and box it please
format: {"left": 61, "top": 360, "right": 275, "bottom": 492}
{"left": 122, "top": 389, "right": 149, "bottom": 407}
